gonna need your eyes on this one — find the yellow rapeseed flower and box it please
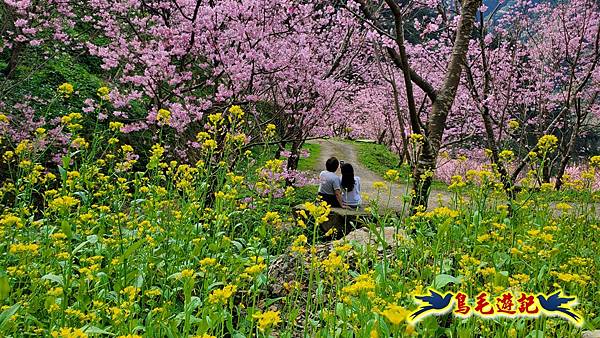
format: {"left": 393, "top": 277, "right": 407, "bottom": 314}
{"left": 252, "top": 310, "right": 281, "bottom": 332}
{"left": 97, "top": 86, "right": 110, "bottom": 100}
{"left": 381, "top": 304, "right": 409, "bottom": 325}
{"left": 109, "top": 121, "right": 124, "bottom": 132}
{"left": 228, "top": 105, "right": 244, "bottom": 118}
{"left": 208, "top": 113, "right": 223, "bottom": 125}
{"left": 537, "top": 135, "right": 558, "bottom": 153}
{"left": 265, "top": 123, "right": 276, "bottom": 137}
{"left": 372, "top": 181, "right": 386, "bottom": 189}
{"left": 57, "top": 83, "right": 74, "bottom": 98}
{"left": 156, "top": 109, "right": 171, "bottom": 124}
{"left": 202, "top": 139, "right": 217, "bottom": 150}
{"left": 555, "top": 202, "right": 572, "bottom": 211}
{"left": 180, "top": 269, "right": 195, "bottom": 279}
{"left": 384, "top": 169, "right": 400, "bottom": 181}
{"left": 498, "top": 149, "right": 514, "bottom": 162}
{"left": 409, "top": 133, "right": 424, "bottom": 144}
{"left": 208, "top": 285, "right": 237, "bottom": 304}
{"left": 51, "top": 327, "right": 88, "bottom": 338}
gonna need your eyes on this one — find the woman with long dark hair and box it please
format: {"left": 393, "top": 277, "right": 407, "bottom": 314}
{"left": 340, "top": 163, "right": 361, "bottom": 209}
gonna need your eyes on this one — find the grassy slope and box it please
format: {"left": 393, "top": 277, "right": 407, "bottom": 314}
{"left": 353, "top": 141, "right": 408, "bottom": 178}
{"left": 295, "top": 142, "right": 320, "bottom": 203}
{"left": 248, "top": 143, "right": 320, "bottom": 209}
{"left": 297, "top": 142, "right": 321, "bottom": 172}
{"left": 352, "top": 141, "right": 447, "bottom": 188}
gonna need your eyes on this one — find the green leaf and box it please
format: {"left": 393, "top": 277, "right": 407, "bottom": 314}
{"left": 0, "top": 304, "right": 20, "bottom": 332}
{"left": 58, "top": 164, "right": 68, "bottom": 181}
{"left": 72, "top": 240, "right": 90, "bottom": 256}
{"left": 41, "top": 274, "right": 64, "bottom": 286}
{"left": 118, "top": 238, "right": 146, "bottom": 263}
{"left": 432, "top": 274, "right": 461, "bottom": 289}
{"left": 86, "top": 235, "right": 98, "bottom": 244}
{"left": 0, "top": 272, "right": 9, "bottom": 301}
{"left": 525, "top": 330, "right": 544, "bottom": 338}
{"left": 61, "top": 220, "right": 72, "bottom": 239}
{"left": 82, "top": 325, "right": 115, "bottom": 336}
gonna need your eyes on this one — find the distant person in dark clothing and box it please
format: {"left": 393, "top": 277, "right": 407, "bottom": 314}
{"left": 317, "top": 157, "right": 345, "bottom": 208}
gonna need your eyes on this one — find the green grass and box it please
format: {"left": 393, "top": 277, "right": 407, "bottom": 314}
{"left": 353, "top": 141, "right": 409, "bottom": 178}
{"left": 352, "top": 141, "right": 448, "bottom": 189}
{"left": 297, "top": 142, "right": 321, "bottom": 172}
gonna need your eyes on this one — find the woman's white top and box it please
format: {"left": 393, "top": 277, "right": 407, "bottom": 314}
{"left": 342, "top": 177, "right": 361, "bottom": 206}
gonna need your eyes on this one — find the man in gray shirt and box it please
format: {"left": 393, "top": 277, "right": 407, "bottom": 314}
{"left": 318, "top": 157, "right": 345, "bottom": 208}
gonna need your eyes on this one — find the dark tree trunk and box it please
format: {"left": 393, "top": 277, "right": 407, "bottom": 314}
{"left": 287, "top": 140, "right": 302, "bottom": 171}
{"left": 275, "top": 141, "right": 286, "bottom": 159}
{"left": 3, "top": 41, "right": 23, "bottom": 79}
{"left": 411, "top": 0, "right": 482, "bottom": 211}
{"left": 555, "top": 102, "right": 582, "bottom": 190}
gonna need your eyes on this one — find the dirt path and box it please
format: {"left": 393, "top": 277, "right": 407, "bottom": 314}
{"left": 309, "top": 139, "right": 450, "bottom": 211}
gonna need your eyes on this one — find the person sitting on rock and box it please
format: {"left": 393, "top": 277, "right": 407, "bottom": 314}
{"left": 318, "top": 157, "right": 345, "bottom": 208}
{"left": 340, "top": 163, "right": 361, "bottom": 209}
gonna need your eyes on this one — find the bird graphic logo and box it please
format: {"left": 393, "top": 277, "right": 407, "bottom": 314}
{"left": 537, "top": 291, "right": 583, "bottom": 327}
{"left": 408, "top": 289, "right": 454, "bottom": 323}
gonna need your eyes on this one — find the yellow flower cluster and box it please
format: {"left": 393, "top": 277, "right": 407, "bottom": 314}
{"left": 590, "top": 155, "right": 600, "bottom": 168}
{"left": 109, "top": 122, "right": 124, "bottom": 132}
{"left": 341, "top": 273, "right": 375, "bottom": 296}
{"left": 97, "top": 86, "right": 110, "bottom": 100}
{"left": 199, "top": 257, "right": 217, "bottom": 266}
{"left": 61, "top": 112, "right": 82, "bottom": 125}
{"left": 228, "top": 105, "right": 244, "bottom": 118}
{"left": 423, "top": 206, "right": 459, "bottom": 219}
{"left": 262, "top": 211, "right": 282, "bottom": 227}
{"left": 384, "top": 169, "right": 400, "bottom": 181}
{"left": 550, "top": 271, "right": 592, "bottom": 286}
{"left": 156, "top": 109, "right": 171, "bottom": 124}
{"left": 448, "top": 175, "right": 466, "bottom": 190}
{"left": 297, "top": 201, "right": 330, "bottom": 226}
{"left": 290, "top": 234, "right": 308, "bottom": 254}
{"left": 208, "top": 285, "right": 237, "bottom": 304}
{"left": 202, "top": 139, "right": 217, "bottom": 150}
{"left": 120, "top": 286, "right": 140, "bottom": 301}
{"left": 372, "top": 181, "right": 386, "bottom": 189}
{"left": 51, "top": 327, "right": 88, "bottom": 338}
{"left": 243, "top": 260, "right": 266, "bottom": 277}
{"left": 537, "top": 134, "right": 558, "bottom": 153}
{"left": 49, "top": 195, "right": 79, "bottom": 211}
{"left": 409, "top": 133, "right": 424, "bottom": 144}
{"left": 208, "top": 113, "right": 223, "bottom": 125}
{"left": 0, "top": 214, "right": 23, "bottom": 228}
{"left": 320, "top": 252, "right": 348, "bottom": 275}
{"left": 57, "top": 83, "right": 74, "bottom": 98}
{"left": 498, "top": 149, "right": 514, "bottom": 162}
{"left": 264, "top": 159, "right": 284, "bottom": 173}
{"left": 508, "top": 119, "right": 520, "bottom": 130}
{"left": 381, "top": 304, "right": 409, "bottom": 325}
{"left": 264, "top": 123, "right": 276, "bottom": 137}
{"left": 252, "top": 310, "right": 281, "bottom": 332}
{"left": 179, "top": 269, "right": 195, "bottom": 279}
{"left": 9, "top": 243, "right": 39, "bottom": 255}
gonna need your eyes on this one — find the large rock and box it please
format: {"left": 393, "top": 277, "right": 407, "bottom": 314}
{"left": 343, "top": 226, "right": 409, "bottom": 250}
{"left": 268, "top": 226, "right": 409, "bottom": 298}
{"left": 293, "top": 204, "right": 372, "bottom": 239}
{"left": 583, "top": 331, "right": 600, "bottom": 338}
